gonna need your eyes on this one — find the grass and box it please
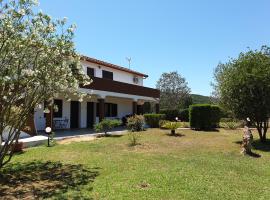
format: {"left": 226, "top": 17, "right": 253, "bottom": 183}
{"left": 1, "top": 128, "right": 270, "bottom": 199}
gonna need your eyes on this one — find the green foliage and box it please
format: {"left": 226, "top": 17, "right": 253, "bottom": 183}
{"left": 160, "top": 109, "right": 179, "bottom": 121}
{"left": 144, "top": 114, "right": 165, "bottom": 128}
{"left": 0, "top": 0, "right": 90, "bottom": 168}
{"left": 156, "top": 71, "right": 191, "bottom": 110}
{"left": 213, "top": 46, "right": 270, "bottom": 142}
{"left": 159, "top": 120, "right": 171, "bottom": 128}
{"left": 219, "top": 118, "right": 244, "bottom": 129}
{"left": 178, "top": 122, "right": 190, "bottom": 128}
{"left": 127, "top": 115, "right": 145, "bottom": 132}
{"left": 179, "top": 108, "right": 189, "bottom": 122}
{"left": 191, "top": 94, "right": 211, "bottom": 104}
{"left": 189, "top": 104, "right": 221, "bottom": 130}
{"left": 94, "top": 119, "right": 121, "bottom": 134}
{"left": 162, "top": 122, "right": 181, "bottom": 130}
{"left": 128, "top": 132, "right": 141, "bottom": 146}
{"left": 179, "top": 95, "right": 193, "bottom": 109}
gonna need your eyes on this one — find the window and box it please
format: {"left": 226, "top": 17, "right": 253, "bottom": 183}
{"left": 53, "top": 99, "right": 63, "bottom": 118}
{"left": 105, "top": 103, "right": 117, "bottom": 117}
{"left": 87, "top": 67, "right": 94, "bottom": 77}
{"left": 102, "top": 70, "right": 113, "bottom": 80}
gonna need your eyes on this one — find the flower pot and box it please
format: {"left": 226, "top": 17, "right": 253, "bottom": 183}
{"left": 12, "top": 142, "right": 24, "bottom": 152}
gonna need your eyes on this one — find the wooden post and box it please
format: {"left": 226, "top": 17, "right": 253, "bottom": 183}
{"left": 98, "top": 98, "right": 105, "bottom": 121}
{"left": 133, "top": 101, "right": 138, "bottom": 115}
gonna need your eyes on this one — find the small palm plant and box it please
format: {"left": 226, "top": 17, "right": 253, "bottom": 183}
{"left": 162, "top": 122, "right": 181, "bottom": 135}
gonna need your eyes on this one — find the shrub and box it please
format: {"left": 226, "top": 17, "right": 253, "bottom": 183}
{"left": 122, "top": 114, "right": 133, "bottom": 125}
{"left": 179, "top": 108, "right": 189, "bottom": 122}
{"left": 178, "top": 122, "right": 190, "bottom": 128}
{"left": 189, "top": 104, "right": 221, "bottom": 130}
{"left": 162, "top": 122, "right": 181, "bottom": 135}
{"left": 219, "top": 118, "right": 244, "bottom": 129}
{"left": 94, "top": 119, "right": 122, "bottom": 135}
{"left": 127, "top": 115, "right": 145, "bottom": 132}
{"left": 144, "top": 114, "right": 165, "bottom": 128}
{"left": 160, "top": 109, "right": 179, "bottom": 121}
{"left": 128, "top": 132, "right": 141, "bottom": 146}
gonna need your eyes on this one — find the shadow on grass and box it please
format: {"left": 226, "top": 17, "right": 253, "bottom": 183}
{"left": 166, "top": 133, "right": 185, "bottom": 137}
{"left": 97, "top": 134, "right": 123, "bottom": 138}
{"left": 252, "top": 139, "right": 270, "bottom": 152}
{"left": 0, "top": 160, "right": 100, "bottom": 199}
{"left": 192, "top": 129, "right": 220, "bottom": 132}
{"left": 234, "top": 140, "right": 262, "bottom": 158}
{"left": 245, "top": 152, "right": 261, "bottom": 158}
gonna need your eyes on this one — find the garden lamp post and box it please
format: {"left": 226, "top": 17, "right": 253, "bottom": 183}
{"left": 45, "top": 127, "right": 52, "bottom": 147}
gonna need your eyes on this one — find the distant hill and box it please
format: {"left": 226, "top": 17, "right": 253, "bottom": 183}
{"left": 191, "top": 94, "right": 212, "bottom": 104}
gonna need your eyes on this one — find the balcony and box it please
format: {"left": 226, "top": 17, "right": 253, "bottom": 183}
{"left": 81, "top": 77, "right": 160, "bottom": 98}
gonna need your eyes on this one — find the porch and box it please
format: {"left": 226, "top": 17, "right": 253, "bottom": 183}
{"left": 34, "top": 92, "right": 159, "bottom": 132}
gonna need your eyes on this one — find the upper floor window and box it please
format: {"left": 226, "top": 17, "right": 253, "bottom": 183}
{"left": 102, "top": 70, "right": 113, "bottom": 80}
{"left": 87, "top": 67, "right": 95, "bottom": 77}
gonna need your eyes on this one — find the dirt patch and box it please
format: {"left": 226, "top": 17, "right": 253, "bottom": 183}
{"left": 57, "top": 136, "right": 98, "bottom": 144}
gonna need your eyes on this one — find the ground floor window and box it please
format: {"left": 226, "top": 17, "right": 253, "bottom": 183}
{"left": 105, "top": 103, "right": 117, "bottom": 117}
{"left": 53, "top": 99, "right": 63, "bottom": 118}
{"left": 96, "top": 103, "right": 118, "bottom": 118}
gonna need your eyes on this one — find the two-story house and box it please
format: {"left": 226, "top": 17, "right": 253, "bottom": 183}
{"left": 33, "top": 56, "right": 160, "bottom": 132}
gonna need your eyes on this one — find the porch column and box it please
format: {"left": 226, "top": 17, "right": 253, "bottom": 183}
{"left": 155, "top": 103, "right": 160, "bottom": 114}
{"left": 133, "top": 101, "right": 138, "bottom": 115}
{"left": 98, "top": 98, "right": 105, "bottom": 121}
{"left": 45, "top": 105, "right": 53, "bottom": 130}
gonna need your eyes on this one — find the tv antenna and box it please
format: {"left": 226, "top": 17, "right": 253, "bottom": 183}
{"left": 126, "top": 57, "right": 132, "bottom": 69}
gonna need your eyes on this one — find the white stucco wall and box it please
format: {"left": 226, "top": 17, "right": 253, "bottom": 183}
{"left": 34, "top": 96, "right": 135, "bottom": 131}
{"left": 81, "top": 60, "right": 144, "bottom": 86}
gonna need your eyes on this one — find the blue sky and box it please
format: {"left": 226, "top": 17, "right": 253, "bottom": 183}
{"left": 39, "top": 0, "right": 270, "bottom": 96}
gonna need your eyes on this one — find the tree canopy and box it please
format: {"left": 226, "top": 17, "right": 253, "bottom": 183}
{"left": 0, "top": 0, "right": 90, "bottom": 167}
{"left": 213, "top": 46, "right": 270, "bottom": 142}
{"left": 156, "top": 71, "right": 191, "bottom": 110}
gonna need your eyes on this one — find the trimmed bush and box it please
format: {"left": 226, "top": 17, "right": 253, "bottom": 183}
{"left": 179, "top": 108, "right": 189, "bottom": 122}
{"left": 144, "top": 114, "right": 165, "bottom": 128}
{"left": 127, "top": 115, "right": 145, "bottom": 132}
{"left": 160, "top": 109, "right": 179, "bottom": 121}
{"left": 189, "top": 104, "right": 221, "bottom": 130}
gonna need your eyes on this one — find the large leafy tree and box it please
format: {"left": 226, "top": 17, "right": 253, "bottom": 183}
{"left": 156, "top": 71, "right": 191, "bottom": 110}
{"left": 213, "top": 46, "right": 270, "bottom": 142}
{"left": 0, "top": 0, "right": 90, "bottom": 167}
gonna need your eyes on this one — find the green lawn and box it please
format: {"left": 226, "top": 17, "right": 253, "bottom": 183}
{"left": 1, "top": 128, "right": 270, "bottom": 199}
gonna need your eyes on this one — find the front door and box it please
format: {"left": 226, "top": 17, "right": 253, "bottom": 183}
{"left": 70, "top": 101, "right": 80, "bottom": 128}
{"left": 87, "top": 102, "right": 94, "bottom": 128}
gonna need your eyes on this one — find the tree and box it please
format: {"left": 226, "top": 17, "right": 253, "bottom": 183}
{"left": 0, "top": 0, "right": 90, "bottom": 168}
{"left": 213, "top": 46, "right": 270, "bottom": 142}
{"left": 156, "top": 71, "right": 191, "bottom": 110}
{"left": 179, "top": 95, "right": 193, "bottom": 109}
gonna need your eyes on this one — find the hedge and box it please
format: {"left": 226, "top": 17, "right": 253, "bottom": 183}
{"left": 144, "top": 114, "right": 165, "bottom": 128}
{"left": 189, "top": 104, "right": 221, "bottom": 130}
{"left": 179, "top": 108, "right": 189, "bottom": 122}
{"left": 160, "top": 109, "right": 179, "bottom": 121}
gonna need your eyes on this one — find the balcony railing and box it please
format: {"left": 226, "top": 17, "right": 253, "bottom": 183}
{"left": 81, "top": 77, "right": 160, "bottom": 98}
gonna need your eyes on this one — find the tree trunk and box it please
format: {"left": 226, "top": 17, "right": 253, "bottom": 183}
{"left": 256, "top": 121, "right": 268, "bottom": 143}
